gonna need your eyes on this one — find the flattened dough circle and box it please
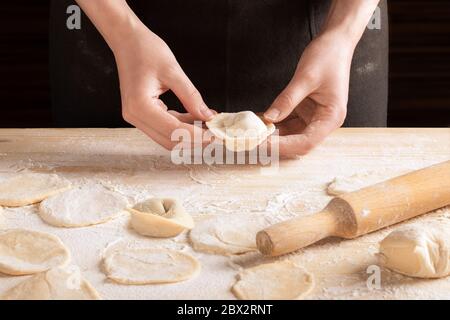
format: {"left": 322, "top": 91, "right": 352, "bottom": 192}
{"left": 232, "top": 260, "right": 315, "bottom": 300}
{"left": 326, "top": 169, "right": 408, "bottom": 196}
{"left": 0, "top": 229, "right": 70, "bottom": 275}
{"left": 102, "top": 242, "right": 200, "bottom": 285}
{"left": 189, "top": 214, "right": 269, "bottom": 255}
{"left": 0, "top": 173, "right": 71, "bottom": 207}
{"left": 379, "top": 221, "right": 450, "bottom": 278}
{"left": 1, "top": 266, "right": 101, "bottom": 300}
{"left": 206, "top": 111, "right": 275, "bottom": 152}
{"left": 39, "top": 184, "right": 129, "bottom": 228}
{"left": 128, "top": 198, "right": 194, "bottom": 238}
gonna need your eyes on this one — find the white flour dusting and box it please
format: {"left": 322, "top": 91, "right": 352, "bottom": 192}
{"left": 0, "top": 129, "right": 449, "bottom": 299}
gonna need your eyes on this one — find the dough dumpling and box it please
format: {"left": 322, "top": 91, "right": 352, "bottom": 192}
{"left": 379, "top": 222, "right": 450, "bottom": 278}
{"left": 0, "top": 173, "right": 71, "bottom": 207}
{"left": 232, "top": 260, "right": 315, "bottom": 300}
{"left": 128, "top": 198, "right": 194, "bottom": 238}
{"left": 0, "top": 229, "right": 70, "bottom": 275}
{"left": 206, "top": 111, "right": 275, "bottom": 152}
{"left": 1, "top": 266, "right": 101, "bottom": 300}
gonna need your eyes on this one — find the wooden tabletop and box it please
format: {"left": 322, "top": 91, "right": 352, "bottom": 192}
{"left": 0, "top": 128, "right": 449, "bottom": 299}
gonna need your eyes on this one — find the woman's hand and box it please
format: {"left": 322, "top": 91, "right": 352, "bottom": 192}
{"left": 75, "top": 0, "right": 214, "bottom": 150}
{"left": 113, "top": 26, "right": 214, "bottom": 150}
{"left": 264, "top": 34, "right": 353, "bottom": 156}
{"left": 264, "top": 0, "right": 380, "bottom": 156}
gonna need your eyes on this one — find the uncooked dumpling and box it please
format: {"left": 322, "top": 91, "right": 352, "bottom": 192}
{"left": 102, "top": 241, "right": 200, "bottom": 285}
{"left": 206, "top": 111, "right": 275, "bottom": 152}
{"left": 232, "top": 260, "right": 315, "bottom": 300}
{"left": 0, "top": 229, "right": 70, "bottom": 275}
{"left": 39, "top": 183, "right": 129, "bottom": 227}
{"left": 379, "top": 222, "right": 450, "bottom": 278}
{"left": 1, "top": 266, "right": 101, "bottom": 300}
{"left": 0, "top": 173, "right": 71, "bottom": 207}
{"left": 128, "top": 198, "right": 194, "bottom": 237}
{"left": 189, "top": 214, "right": 269, "bottom": 255}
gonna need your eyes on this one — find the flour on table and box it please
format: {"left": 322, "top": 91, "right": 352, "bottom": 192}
{"left": 102, "top": 241, "right": 200, "bottom": 285}
{"left": 379, "top": 221, "right": 450, "bottom": 278}
{"left": 128, "top": 198, "right": 194, "bottom": 238}
{"left": 187, "top": 165, "right": 247, "bottom": 186}
{"left": 0, "top": 173, "right": 71, "bottom": 207}
{"left": 189, "top": 214, "right": 270, "bottom": 255}
{"left": 38, "top": 183, "right": 129, "bottom": 228}
{"left": 326, "top": 169, "right": 408, "bottom": 196}
{"left": 232, "top": 260, "right": 315, "bottom": 300}
{"left": 0, "top": 229, "right": 70, "bottom": 275}
{"left": 1, "top": 266, "right": 101, "bottom": 300}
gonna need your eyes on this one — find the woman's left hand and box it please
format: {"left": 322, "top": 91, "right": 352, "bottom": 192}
{"left": 264, "top": 33, "right": 354, "bottom": 157}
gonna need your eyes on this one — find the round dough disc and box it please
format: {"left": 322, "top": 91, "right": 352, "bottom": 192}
{"left": 232, "top": 260, "right": 315, "bottom": 300}
{"left": 379, "top": 221, "right": 450, "bottom": 278}
{"left": 0, "top": 173, "right": 71, "bottom": 207}
{"left": 39, "top": 184, "right": 129, "bottom": 227}
{"left": 206, "top": 111, "right": 275, "bottom": 152}
{"left": 1, "top": 266, "right": 101, "bottom": 300}
{"left": 102, "top": 242, "right": 200, "bottom": 285}
{"left": 189, "top": 214, "right": 269, "bottom": 255}
{"left": 0, "top": 229, "right": 70, "bottom": 275}
{"left": 326, "top": 170, "right": 407, "bottom": 196}
{"left": 129, "top": 198, "right": 194, "bottom": 238}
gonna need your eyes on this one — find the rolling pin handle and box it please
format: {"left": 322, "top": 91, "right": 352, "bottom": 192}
{"left": 256, "top": 210, "right": 338, "bottom": 256}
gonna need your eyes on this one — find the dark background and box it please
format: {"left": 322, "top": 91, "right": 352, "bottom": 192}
{"left": 1, "top": 0, "right": 449, "bottom": 128}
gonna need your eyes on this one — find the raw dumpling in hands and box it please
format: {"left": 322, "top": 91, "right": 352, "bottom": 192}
{"left": 206, "top": 111, "right": 275, "bottom": 152}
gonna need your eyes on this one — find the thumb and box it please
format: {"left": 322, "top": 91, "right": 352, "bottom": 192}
{"left": 264, "top": 76, "right": 311, "bottom": 123}
{"left": 168, "top": 66, "right": 215, "bottom": 121}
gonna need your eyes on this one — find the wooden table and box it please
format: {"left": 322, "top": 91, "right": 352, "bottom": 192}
{"left": 0, "top": 128, "right": 449, "bottom": 300}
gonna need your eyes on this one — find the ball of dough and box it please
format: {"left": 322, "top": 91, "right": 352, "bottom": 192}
{"left": 379, "top": 222, "right": 450, "bottom": 278}
{"left": 102, "top": 241, "right": 200, "bottom": 285}
{"left": 232, "top": 260, "right": 315, "bottom": 300}
{"left": 128, "top": 198, "right": 194, "bottom": 238}
{"left": 0, "top": 173, "right": 71, "bottom": 207}
{"left": 189, "top": 214, "right": 269, "bottom": 255}
{"left": 1, "top": 266, "right": 101, "bottom": 300}
{"left": 39, "top": 184, "right": 129, "bottom": 228}
{"left": 206, "top": 111, "right": 275, "bottom": 152}
{"left": 0, "top": 229, "right": 70, "bottom": 275}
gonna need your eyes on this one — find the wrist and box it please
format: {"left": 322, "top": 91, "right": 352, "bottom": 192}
{"left": 102, "top": 12, "right": 147, "bottom": 55}
{"left": 313, "top": 31, "right": 357, "bottom": 60}
{"left": 319, "top": 0, "right": 380, "bottom": 49}
{"left": 76, "top": 0, "right": 146, "bottom": 54}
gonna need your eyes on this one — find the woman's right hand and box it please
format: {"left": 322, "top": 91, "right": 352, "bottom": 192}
{"left": 112, "top": 25, "right": 215, "bottom": 150}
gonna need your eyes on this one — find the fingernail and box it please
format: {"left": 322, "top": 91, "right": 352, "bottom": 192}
{"left": 264, "top": 109, "right": 281, "bottom": 121}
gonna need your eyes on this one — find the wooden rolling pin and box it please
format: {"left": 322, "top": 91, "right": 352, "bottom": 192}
{"left": 257, "top": 160, "right": 450, "bottom": 256}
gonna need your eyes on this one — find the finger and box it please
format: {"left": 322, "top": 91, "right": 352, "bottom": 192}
{"left": 131, "top": 97, "right": 205, "bottom": 140}
{"left": 277, "top": 118, "right": 338, "bottom": 156}
{"left": 167, "top": 67, "right": 215, "bottom": 121}
{"left": 124, "top": 97, "right": 181, "bottom": 137}
{"left": 276, "top": 118, "right": 307, "bottom": 136}
{"left": 133, "top": 103, "right": 211, "bottom": 146}
{"left": 156, "top": 99, "right": 169, "bottom": 112}
{"left": 264, "top": 75, "right": 312, "bottom": 123}
{"left": 129, "top": 117, "right": 177, "bottom": 150}
{"left": 168, "top": 110, "right": 197, "bottom": 124}
{"left": 295, "top": 97, "right": 317, "bottom": 124}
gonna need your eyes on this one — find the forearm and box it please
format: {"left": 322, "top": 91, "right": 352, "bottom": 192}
{"left": 320, "top": 0, "right": 380, "bottom": 49}
{"left": 75, "top": 0, "right": 145, "bottom": 53}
